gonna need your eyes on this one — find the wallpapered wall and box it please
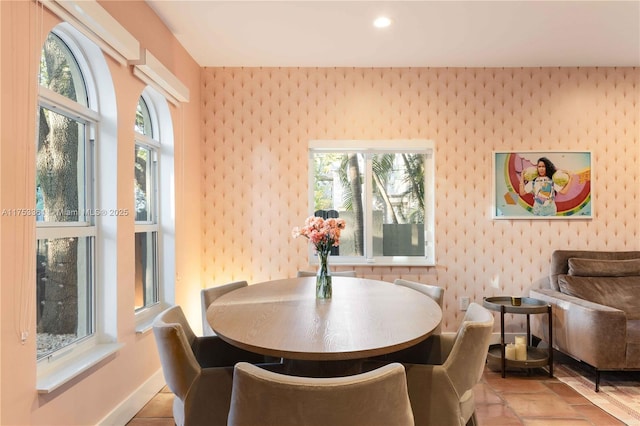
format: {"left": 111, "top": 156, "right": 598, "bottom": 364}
{"left": 201, "top": 67, "right": 639, "bottom": 332}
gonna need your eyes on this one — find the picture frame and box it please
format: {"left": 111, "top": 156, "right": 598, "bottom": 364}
{"left": 492, "top": 151, "right": 592, "bottom": 219}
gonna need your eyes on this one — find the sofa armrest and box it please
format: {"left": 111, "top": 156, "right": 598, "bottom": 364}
{"left": 530, "top": 288, "right": 628, "bottom": 369}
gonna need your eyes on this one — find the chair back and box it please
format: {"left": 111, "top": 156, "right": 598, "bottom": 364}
{"left": 404, "top": 302, "right": 493, "bottom": 426}
{"left": 201, "top": 280, "right": 248, "bottom": 336}
{"left": 444, "top": 303, "right": 494, "bottom": 393}
{"left": 228, "top": 362, "right": 414, "bottom": 426}
{"left": 394, "top": 279, "right": 444, "bottom": 334}
{"left": 394, "top": 279, "right": 444, "bottom": 307}
{"left": 153, "top": 305, "right": 237, "bottom": 426}
{"left": 156, "top": 304, "right": 197, "bottom": 345}
{"left": 297, "top": 270, "right": 357, "bottom": 277}
{"left": 152, "top": 306, "right": 201, "bottom": 400}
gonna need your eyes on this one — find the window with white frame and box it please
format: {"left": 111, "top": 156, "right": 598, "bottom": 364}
{"left": 134, "top": 96, "right": 159, "bottom": 311}
{"left": 308, "top": 140, "right": 435, "bottom": 266}
{"left": 132, "top": 87, "right": 176, "bottom": 332}
{"left": 36, "top": 32, "right": 98, "bottom": 360}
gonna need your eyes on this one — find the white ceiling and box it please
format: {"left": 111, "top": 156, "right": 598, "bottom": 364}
{"left": 145, "top": 1, "right": 640, "bottom": 67}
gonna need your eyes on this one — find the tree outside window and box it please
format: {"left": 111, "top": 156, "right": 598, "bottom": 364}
{"left": 36, "top": 32, "right": 95, "bottom": 359}
{"left": 134, "top": 96, "right": 159, "bottom": 311}
{"left": 309, "top": 140, "right": 435, "bottom": 266}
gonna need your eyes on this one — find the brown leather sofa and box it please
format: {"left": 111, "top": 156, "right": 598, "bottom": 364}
{"left": 530, "top": 250, "right": 640, "bottom": 391}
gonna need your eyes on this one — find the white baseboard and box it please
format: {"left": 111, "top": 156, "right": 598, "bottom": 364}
{"left": 98, "top": 369, "right": 166, "bottom": 426}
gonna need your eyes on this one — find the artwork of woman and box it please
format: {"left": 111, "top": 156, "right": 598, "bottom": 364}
{"left": 518, "top": 157, "right": 574, "bottom": 216}
{"left": 493, "top": 152, "right": 591, "bottom": 219}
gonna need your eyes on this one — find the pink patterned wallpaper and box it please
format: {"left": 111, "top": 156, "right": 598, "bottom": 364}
{"left": 201, "top": 67, "right": 639, "bottom": 331}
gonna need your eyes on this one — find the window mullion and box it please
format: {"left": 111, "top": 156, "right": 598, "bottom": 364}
{"left": 135, "top": 133, "right": 160, "bottom": 149}
{"left": 36, "top": 225, "right": 97, "bottom": 240}
{"left": 84, "top": 123, "right": 93, "bottom": 224}
{"left": 424, "top": 151, "right": 435, "bottom": 260}
{"left": 364, "top": 154, "right": 374, "bottom": 262}
{"left": 150, "top": 149, "right": 159, "bottom": 223}
{"left": 135, "top": 223, "right": 158, "bottom": 233}
{"left": 39, "top": 87, "right": 99, "bottom": 123}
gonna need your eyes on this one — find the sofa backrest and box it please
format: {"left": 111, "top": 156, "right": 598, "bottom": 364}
{"left": 550, "top": 250, "right": 640, "bottom": 291}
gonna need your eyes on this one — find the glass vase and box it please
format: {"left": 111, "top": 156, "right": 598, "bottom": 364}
{"left": 316, "top": 250, "right": 332, "bottom": 300}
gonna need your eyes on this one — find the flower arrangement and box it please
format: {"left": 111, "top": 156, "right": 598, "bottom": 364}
{"left": 293, "top": 216, "right": 346, "bottom": 299}
{"left": 292, "top": 216, "right": 346, "bottom": 255}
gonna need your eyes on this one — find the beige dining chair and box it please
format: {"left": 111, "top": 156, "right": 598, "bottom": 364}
{"left": 403, "top": 302, "right": 494, "bottom": 426}
{"left": 297, "top": 270, "right": 357, "bottom": 277}
{"left": 370, "top": 279, "right": 445, "bottom": 365}
{"left": 201, "top": 280, "right": 248, "bottom": 336}
{"left": 152, "top": 305, "right": 238, "bottom": 426}
{"left": 227, "top": 361, "right": 415, "bottom": 426}
{"left": 154, "top": 304, "right": 267, "bottom": 368}
{"left": 394, "top": 278, "right": 444, "bottom": 334}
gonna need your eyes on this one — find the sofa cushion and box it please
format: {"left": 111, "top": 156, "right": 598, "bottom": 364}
{"left": 557, "top": 275, "right": 640, "bottom": 320}
{"left": 568, "top": 257, "right": 640, "bottom": 277}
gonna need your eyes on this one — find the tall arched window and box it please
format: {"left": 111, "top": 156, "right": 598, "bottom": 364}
{"left": 133, "top": 87, "right": 176, "bottom": 328}
{"left": 134, "top": 95, "right": 160, "bottom": 311}
{"left": 36, "top": 32, "right": 98, "bottom": 359}
{"left": 35, "top": 25, "right": 120, "bottom": 384}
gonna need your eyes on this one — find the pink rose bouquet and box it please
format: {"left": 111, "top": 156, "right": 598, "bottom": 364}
{"left": 292, "top": 216, "right": 346, "bottom": 255}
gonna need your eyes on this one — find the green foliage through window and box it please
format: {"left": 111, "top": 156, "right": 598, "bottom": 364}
{"left": 309, "top": 141, "right": 435, "bottom": 265}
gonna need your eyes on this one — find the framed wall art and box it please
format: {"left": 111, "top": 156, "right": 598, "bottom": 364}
{"left": 493, "top": 151, "right": 592, "bottom": 219}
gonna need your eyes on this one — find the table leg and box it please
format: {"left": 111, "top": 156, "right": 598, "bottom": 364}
{"left": 548, "top": 304, "right": 553, "bottom": 377}
{"left": 500, "top": 305, "right": 506, "bottom": 378}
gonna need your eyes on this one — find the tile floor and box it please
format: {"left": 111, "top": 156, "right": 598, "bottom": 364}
{"left": 127, "top": 353, "right": 626, "bottom": 426}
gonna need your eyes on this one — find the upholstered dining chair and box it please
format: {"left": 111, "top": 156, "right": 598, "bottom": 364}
{"left": 227, "top": 361, "right": 414, "bottom": 426}
{"left": 152, "top": 305, "right": 242, "bottom": 426}
{"left": 369, "top": 280, "right": 445, "bottom": 366}
{"left": 201, "top": 280, "right": 248, "bottom": 336}
{"left": 394, "top": 279, "right": 444, "bottom": 334}
{"left": 297, "top": 270, "right": 357, "bottom": 277}
{"left": 403, "top": 302, "right": 494, "bottom": 426}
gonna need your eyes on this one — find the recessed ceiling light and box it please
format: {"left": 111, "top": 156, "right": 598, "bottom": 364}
{"left": 373, "top": 16, "right": 392, "bottom": 28}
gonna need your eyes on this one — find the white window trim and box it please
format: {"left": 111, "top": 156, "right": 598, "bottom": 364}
{"left": 39, "top": 0, "right": 140, "bottom": 65}
{"left": 38, "top": 87, "right": 100, "bottom": 123}
{"left": 36, "top": 23, "right": 121, "bottom": 392}
{"left": 308, "top": 140, "right": 436, "bottom": 267}
{"left": 134, "top": 141, "right": 160, "bottom": 314}
{"left": 131, "top": 49, "right": 190, "bottom": 105}
{"left": 37, "top": 341, "right": 123, "bottom": 394}
{"left": 133, "top": 88, "right": 175, "bottom": 334}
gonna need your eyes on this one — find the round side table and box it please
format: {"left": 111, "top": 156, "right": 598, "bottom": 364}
{"left": 483, "top": 296, "right": 553, "bottom": 378}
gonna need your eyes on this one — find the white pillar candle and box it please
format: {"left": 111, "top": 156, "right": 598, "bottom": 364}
{"left": 505, "top": 343, "right": 516, "bottom": 360}
{"left": 514, "top": 335, "right": 526, "bottom": 346}
{"left": 515, "top": 342, "right": 527, "bottom": 360}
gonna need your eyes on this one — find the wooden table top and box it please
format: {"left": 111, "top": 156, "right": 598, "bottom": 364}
{"left": 207, "top": 277, "right": 442, "bottom": 361}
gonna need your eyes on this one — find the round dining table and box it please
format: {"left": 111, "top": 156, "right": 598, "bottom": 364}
{"left": 207, "top": 277, "right": 442, "bottom": 375}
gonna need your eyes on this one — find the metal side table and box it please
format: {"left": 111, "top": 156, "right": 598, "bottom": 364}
{"left": 483, "top": 296, "right": 553, "bottom": 378}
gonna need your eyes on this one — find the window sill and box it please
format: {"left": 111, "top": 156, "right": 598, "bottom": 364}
{"left": 316, "top": 257, "right": 436, "bottom": 267}
{"left": 135, "top": 316, "right": 155, "bottom": 334}
{"left": 135, "top": 302, "right": 169, "bottom": 334}
{"left": 37, "top": 342, "right": 123, "bottom": 394}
